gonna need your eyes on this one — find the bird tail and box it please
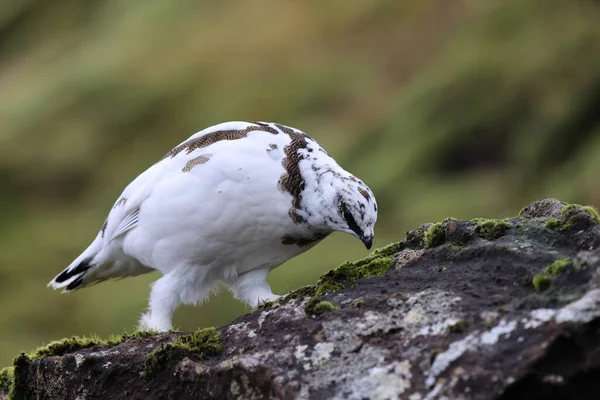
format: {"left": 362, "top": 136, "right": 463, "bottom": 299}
{"left": 48, "top": 234, "right": 104, "bottom": 292}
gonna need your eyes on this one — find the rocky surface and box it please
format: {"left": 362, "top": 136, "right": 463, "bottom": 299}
{"left": 3, "top": 198, "right": 600, "bottom": 400}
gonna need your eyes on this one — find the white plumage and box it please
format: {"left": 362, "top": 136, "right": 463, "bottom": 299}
{"left": 49, "top": 121, "right": 378, "bottom": 331}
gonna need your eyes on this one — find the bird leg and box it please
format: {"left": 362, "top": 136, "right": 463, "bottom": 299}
{"left": 228, "top": 268, "right": 280, "bottom": 307}
{"left": 138, "top": 274, "right": 181, "bottom": 331}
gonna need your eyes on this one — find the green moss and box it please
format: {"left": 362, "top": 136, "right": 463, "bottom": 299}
{"left": 0, "top": 366, "right": 13, "bottom": 392}
{"left": 424, "top": 222, "right": 445, "bottom": 248}
{"left": 448, "top": 319, "right": 468, "bottom": 333}
{"left": 282, "top": 285, "right": 317, "bottom": 301}
{"left": 313, "top": 242, "right": 401, "bottom": 296}
{"left": 314, "top": 281, "right": 345, "bottom": 296}
{"left": 351, "top": 299, "right": 365, "bottom": 308}
{"left": 28, "top": 335, "right": 106, "bottom": 360}
{"left": 144, "top": 327, "right": 221, "bottom": 376}
{"left": 256, "top": 299, "right": 280, "bottom": 311}
{"left": 545, "top": 218, "right": 561, "bottom": 230}
{"left": 259, "top": 242, "right": 403, "bottom": 307}
{"left": 546, "top": 203, "right": 600, "bottom": 231}
{"left": 532, "top": 274, "right": 551, "bottom": 292}
{"left": 448, "top": 242, "right": 468, "bottom": 250}
{"left": 472, "top": 218, "right": 510, "bottom": 240}
{"left": 544, "top": 258, "right": 569, "bottom": 276}
{"left": 26, "top": 329, "right": 159, "bottom": 361}
{"left": 582, "top": 206, "right": 600, "bottom": 223}
{"left": 532, "top": 258, "right": 570, "bottom": 292}
{"left": 304, "top": 298, "right": 339, "bottom": 316}
{"left": 2, "top": 331, "right": 162, "bottom": 397}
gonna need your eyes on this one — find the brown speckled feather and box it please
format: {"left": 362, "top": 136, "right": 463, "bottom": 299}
{"left": 182, "top": 154, "right": 212, "bottom": 172}
{"left": 162, "top": 124, "right": 279, "bottom": 160}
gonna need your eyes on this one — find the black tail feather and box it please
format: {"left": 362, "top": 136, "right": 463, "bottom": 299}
{"left": 66, "top": 276, "right": 85, "bottom": 291}
{"left": 54, "top": 258, "right": 93, "bottom": 284}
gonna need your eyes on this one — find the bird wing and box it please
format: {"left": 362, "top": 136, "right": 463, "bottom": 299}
{"left": 104, "top": 121, "right": 278, "bottom": 243}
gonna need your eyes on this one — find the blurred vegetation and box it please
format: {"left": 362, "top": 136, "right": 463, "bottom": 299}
{"left": 1, "top": 0, "right": 600, "bottom": 366}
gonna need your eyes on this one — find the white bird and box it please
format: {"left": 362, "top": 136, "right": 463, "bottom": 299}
{"left": 48, "top": 121, "right": 378, "bottom": 331}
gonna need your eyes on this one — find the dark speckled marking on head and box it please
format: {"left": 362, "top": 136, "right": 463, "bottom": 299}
{"left": 162, "top": 123, "right": 279, "bottom": 160}
{"left": 182, "top": 153, "right": 212, "bottom": 172}
{"left": 276, "top": 124, "right": 310, "bottom": 224}
{"left": 358, "top": 187, "right": 371, "bottom": 202}
{"left": 281, "top": 232, "right": 329, "bottom": 247}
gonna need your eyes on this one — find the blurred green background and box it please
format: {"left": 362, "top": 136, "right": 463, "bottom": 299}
{"left": 1, "top": 0, "right": 600, "bottom": 366}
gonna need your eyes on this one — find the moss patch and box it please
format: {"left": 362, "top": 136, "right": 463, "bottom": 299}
{"left": 304, "top": 298, "right": 339, "bottom": 316}
{"left": 545, "top": 218, "right": 561, "bottom": 230}
{"left": 10, "top": 354, "right": 32, "bottom": 400}
{"left": 278, "top": 242, "right": 403, "bottom": 302}
{"left": 582, "top": 206, "right": 600, "bottom": 223}
{"left": 545, "top": 259, "right": 569, "bottom": 276}
{"left": 282, "top": 285, "right": 317, "bottom": 302}
{"left": 532, "top": 274, "right": 551, "bottom": 292}
{"left": 424, "top": 223, "right": 445, "bottom": 248}
{"left": 351, "top": 299, "right": 365, "bottom": 308}
{"left": 0, "top": 328, "right": 161, "bottom": 397}
{"left": 532, "top": 258, "right": 570, "bottom": 292}
{"left": 472, "top": 219, "right": 510, "bottom": 240}
{"left": 26, "top": 329, "right": 159, "bottom": 361}
{"left": 546, "top": 203, "right": 600, "bottom": 231}
{"left": 0, "top": 366, "right": 13, "bottom": 392}
{"left": 314, "top": 242, "right": 402, "bottom": 296}
{"left": 448, "top": 319, "right": 468, "bottom": 333}
{"left": 144, "top": 327, "right": 221, "bottom": 376}
{"left": 28, "top": 335, "right": 107, "bottom": 360}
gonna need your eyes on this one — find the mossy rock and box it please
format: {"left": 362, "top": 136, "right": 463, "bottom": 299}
{"left": 144, "top": 328, "right": 221, "bottom": 376}
{"left": 424, "top": 222, "right": 446, "bottom": 248}
{"left": 532, "top": 258, "right": 570, "bottom": 292}
{"left": 472, "top": 219, "right": 510, "bottom": 240}
{"left": 545, "top": 204, "right": 600, "bottom": 232}
{"left": 313, "top": 242, "right": 402, "bottom": 296}
{"left": 0, "top": 366, "right": 13, "bottom": 392}
{"left": 304, "top": 298, "right": 339, "bottom": 316}
{"left": 25, "top": 329, "right": 159, "bottom": 361}
{"left": 29, "top": 335, "right": 108, "bottom": 360}
{"left": 0, "top": 329, "right": 160, "bottom": 397}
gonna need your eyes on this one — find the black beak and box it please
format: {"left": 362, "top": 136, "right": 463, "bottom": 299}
{"left": 361, "top": 235, "right": 373, "bottom": 250}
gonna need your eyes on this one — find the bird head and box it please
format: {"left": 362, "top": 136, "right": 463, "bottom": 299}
{"left": 307, "top": 172, "right": 377, "bottom": 249}
{"left": 333, "top": 176, "right": 377, "bottom": 249}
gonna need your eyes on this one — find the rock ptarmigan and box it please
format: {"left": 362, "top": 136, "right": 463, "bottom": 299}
{"left": 48, "top": 121, "right": 378, "bottom": 331}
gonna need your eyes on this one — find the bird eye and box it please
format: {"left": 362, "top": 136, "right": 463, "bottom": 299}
{"left": 341, "top": 203, "right": 362, "bottom": 237}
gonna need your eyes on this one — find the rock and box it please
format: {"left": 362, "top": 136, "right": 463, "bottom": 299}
{"left": 3, "top": 198, "right": 600, "bottom": 400}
